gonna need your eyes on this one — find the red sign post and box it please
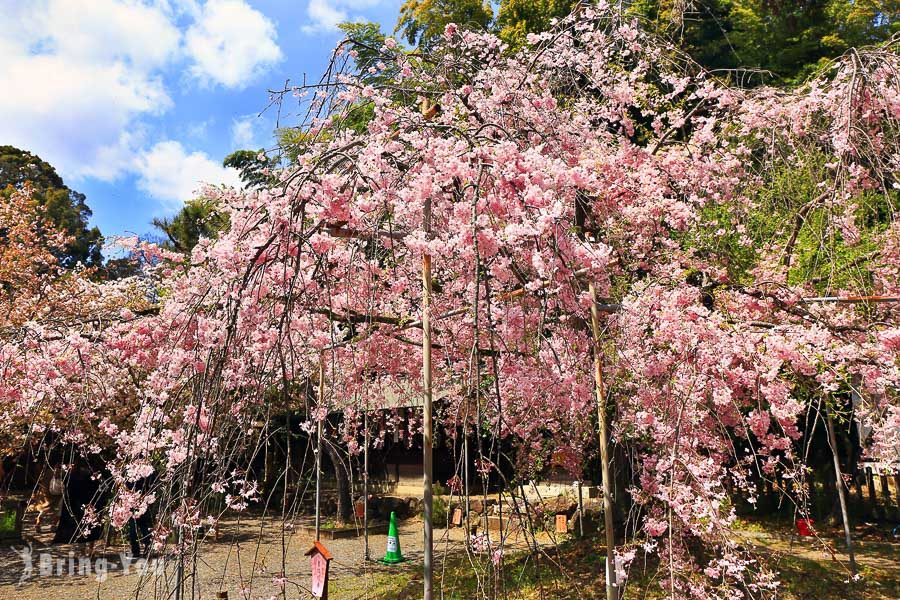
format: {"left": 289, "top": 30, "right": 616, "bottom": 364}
{"left": 305, "top": 540, "right": 334, "bottom": 599}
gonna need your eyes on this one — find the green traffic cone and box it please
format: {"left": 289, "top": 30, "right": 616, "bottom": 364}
{"left": 379, "top": 511, "right": 405, "bottom": 564}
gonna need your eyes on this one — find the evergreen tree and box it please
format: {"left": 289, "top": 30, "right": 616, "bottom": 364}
{"left": 396, "top": 0, "right": 494, "bottom": 48}
{"left": 152, "top": 197, "right": 228, "bottom": 254}
{"left": 631, "top": 0, "right": 900, "bottom": 83}
{"left": 0, "top": 146, "right": 103, "bottom": 267}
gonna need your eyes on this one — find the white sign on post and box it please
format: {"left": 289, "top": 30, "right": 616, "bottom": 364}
{"left": 605, "top": 553, "right": 625, "bottom": 598}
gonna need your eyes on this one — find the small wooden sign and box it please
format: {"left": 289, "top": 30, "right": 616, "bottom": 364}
{"left": 354, "top": 500, "right": 366, "bottom": 519}
{"left": 305, "top": 540, "right": 334, "bottom": 599}
{"left": 555, "top": 514, "right": 568, "bottom": 533}
{"left": 451, "top": 508, "right": 463, "bottom": 527}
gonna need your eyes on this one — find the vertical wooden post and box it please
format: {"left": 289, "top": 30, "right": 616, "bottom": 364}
{"left": 463, "top": 431, "right": 471, "bottom": 522}
{"left": 175, "top": 526, "right": 184, "bottom": 600}
{"left": 866, "top": 467, "right": 877, "bottom": 513}
{"left": 853, "top": 471, "right": 864, "bottom": 506}
{"left": 422, "top": 258, "right": 435, "bottom": 594}
{"left": 825, "top": 406, "right": 857, "bottom": 577}
{"left": 264, "top": 431, "right": 271, "bottom": 491}
{"left": 422, "top": 194, "right": 434, "bottom": 600}
{"left": 363, "top": 407, "right": 370, "bottom": 561}
{"left": 422, "top": 252, "right": 434, "bottom": 599}
{"left": 419, "top": 98, "right": 436, "bottom": 600}
{"left": 879, "top": 472, "right": 892, "bottom": 506}
{"left": 577, "top": 480, "right": 584, "bottom": 538}
{"left": 316, "top": 358, "right": 324, "bottom": 541}
{"left": 589, "top": 283, "right": 618, "bottom": 600}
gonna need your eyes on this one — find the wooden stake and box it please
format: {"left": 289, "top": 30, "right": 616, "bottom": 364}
{"left": 422, "top": 231, "right": 434, "bottom": 600}
{"left": 879, "top": 472, "right": 892, "bottom": 505}
{"left": 418, "top": 97, "right": 435, "bottom": 595}
{"left": 824, "top": 404, "right": 857, "bottom": 577}
{"left": 590, "top": 283, "right": 618, "bottom": 600}
{"left": 315, "top": 358, "right": 324, "bottom": 541}
{"left": 363, "top": 406, "right": 369, "bottom": 561}
{"left": 577, "top": 480, "right": 584, "bottom": 538}
{"left": 866, "top": 466, "right": 877, "bottom": 515}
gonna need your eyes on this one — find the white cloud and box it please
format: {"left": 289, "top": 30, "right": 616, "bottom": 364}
{"left": 302, "top": 0, "right": 384, "bottom": 33}
{"left": 304, "top": 0, "right": 348, "bottom": 31}
{"left": 0, "top": 0, "right": 180, "bottom": 180}
{"left": 230, "top": 114, "right": 268, "bottom": 149}
{"left": 25, "top": 0, "right": 182, "bottom": 69}
{"left": 134, "top": 140, "right": 243, "bottom": 209}
{"left": 231, "top": 120, "right": 256, "bottom": 148}
{"left": 186, "top": 118, "right": 215, "bottom": 141}
{"left": 0, "top": 0, "right": 284, "bottom": 212}
{"left": 185, "top": 0, "right": 283, "bottom": 88}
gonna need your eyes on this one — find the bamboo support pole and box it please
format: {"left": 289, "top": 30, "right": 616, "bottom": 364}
{"left": 866, "top": 467, "right": 877, "bottom": 516}
{"left": 880, "top": 472, "right": 893, "bottom": 505}
{"left": 798, "top": 296, "right": 900, "bottom": 303}
{"left": 824, "top": 404, "right": 857, "bottom": 577}
{"left": 590, "top": 283, "right": 619, "bottom": 600}
{"left": 363, "top": 407, "right": 370, "bottom": 561}
{"left": 422, "top": 230, "right": 434, "bottom": 600}
{"left": 420, "top": 99, "right": 436, "bottom": 600}
{"left": 315, "top": 358, "right": 324, "bottom": 541}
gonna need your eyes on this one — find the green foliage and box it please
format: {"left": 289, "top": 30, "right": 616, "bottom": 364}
{"left": 683, "top": 148, "right": 899, "bottom": 297}
{"left": 631, "top": 1, "right": 900, "bottom": 84}
{"left": 387, "top": 0, "right": 897, "bottom": 80}
{"left": 0, "top": 145, "right": 103, "bottom": 267}
{"left": 497, "top": 0, "right": 578, "bottom": 48}
{"left": 277, "top": 128, "right": 316, "bottom": 164}
{"left": 395, "top": 0, "right": 577, "bottom": 51}
{"left": 431, "top": 495, "right": 449, "bottom": 526}
{"left": 324, "top": 531, "right": 900, "bottom": 598}
{"left": 338, "top": 22, "right": 399, "bottom": 86}
{"left": 396, "top": 0, "right": 494, "bottom": 48}
{"left": 101, "top": 257, "right": 144, "bottom": 280}
{"left": 276, "top": 100, "right": 377, "bottom": 161}
{"left": 0, "top": 505, "right": 17, "bottom": 534}
{"left": 152, "top": 197, "right": 229, "bottom": 254}
{"left": 222, "top": 149, "right": 276, "bottom": 189}
{"left": 334, "top": 22, "right": 429, "bottom": 136}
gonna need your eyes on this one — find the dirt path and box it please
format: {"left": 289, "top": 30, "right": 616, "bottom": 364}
{"left": 1, "top": 519, "right": 896, "bottom": 599}
{"left": 0, "top": 515, "right": 495, "bottom": 600}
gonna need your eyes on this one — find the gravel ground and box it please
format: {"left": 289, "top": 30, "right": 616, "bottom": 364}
{"left": 0, "top": 513, "right": 507, "bottom": 600}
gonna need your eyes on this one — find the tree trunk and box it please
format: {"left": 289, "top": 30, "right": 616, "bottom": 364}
{"left": 323, "top": 442, "right": 352, "bottom": 525}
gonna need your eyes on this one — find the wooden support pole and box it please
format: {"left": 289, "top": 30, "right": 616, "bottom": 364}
{"left": 316, "top": 358, "right": 324, "bottom": 541}
{"left": 798, "top": 295, "right": 900, "bottom": 304}
{"left": 577, "top": 480, "right": 585, "bottom": 538}
{"left": 824, "top": 405, "right": 857, "bottom": 577}
{"left": 422, "top": 179, "right": 434, "bottom": 599}
{"left": 463, "top": 430, "right": 471, "bottom": 522}
{"left": 866, "top": 467, "right": 877, "bottom": 514}
{"left": 364, "top": 407, "right": 370, "bottom": 561}
{"left": 422, "top": 249, "right": 434, "bottom": 599}
{"left": 175, "top": 526, "right": 184, "bottom": 600}
{"left": 589, "top": 283, "right": 618, "bottom": 600}
{"left": 880, "top": 472, "right": 892, "bottom": 505}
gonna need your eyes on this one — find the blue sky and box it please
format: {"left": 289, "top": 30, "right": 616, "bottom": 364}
{"left": 0, "top": 0, "right": 403, "bottom": 239}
